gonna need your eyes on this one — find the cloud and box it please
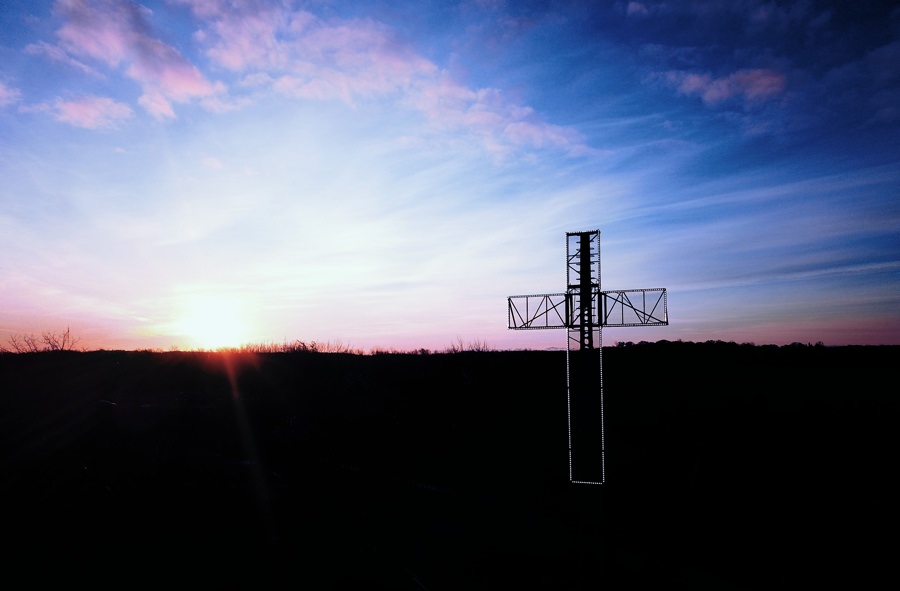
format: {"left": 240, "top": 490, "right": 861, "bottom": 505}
{"left": 619, "top": 0, "right": 817, "bottom": 27}
{"left": 870, "top": 88, "right": 900, "bottom": 123}
{"left": 51, "top": 0, "right": 223, "bottom": 118}
{"left": 626, "top": 2, "right": 650, "bottom": 18}
{"left": 202, "top": 155, "right": 223, "bottom": 169}
{"left": 25, "top": 41, "right": 102, "bottom": 77}
{"left": 27, "top": 1, "right": 591, "bottom": 153}
{"left": 54, "top": 0, "right": 134, "bottom": 65}
{"left": 663, "top": 68, "right": 787, "bottom": 106}
{"left": 407, "top": 78, "right": 591, "bottom": 155}
{"left": 182, "top": 2, "right": 437, "bottom": 99}
{"left": 174, "top": 0, "right": 591, "bottom": 157}
{"left": 193, "top": 2, "right": 302, "bottom": 71}
{"left": 53, "top": 95, "right": 133, "bottom": 129}
{"left": 0, "top": 82, "right": 21, "bottom": 107}
{"left": 867, "top": 41, "right": 900, "bottom": 86}
{"left": 812, "top": 38, "right": 900, "bottom": 126}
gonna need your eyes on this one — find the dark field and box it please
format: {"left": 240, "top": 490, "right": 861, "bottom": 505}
{"left": 1, "top": 342, "right": 896, "bottom": 589}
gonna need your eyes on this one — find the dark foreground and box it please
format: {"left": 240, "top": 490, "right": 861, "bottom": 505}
{"left": 1, "top": 342, "right": 896, "bottom": 589}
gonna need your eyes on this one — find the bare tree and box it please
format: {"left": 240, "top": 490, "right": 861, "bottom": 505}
{"left": 5, "top": 333, "right": 41, "bottom": 353}
{"left": 3, "top": 327, "right": 80, "bottom": 353}
{"left": 42, "top": 326, "right": 79, "bottom": 351}
{"left": 443, "top": 336, "right": 491, "bottom": 353}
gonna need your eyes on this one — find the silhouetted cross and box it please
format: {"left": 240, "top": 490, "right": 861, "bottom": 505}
{"left": 507, "top": 230, "right": 667, "bottom": 484}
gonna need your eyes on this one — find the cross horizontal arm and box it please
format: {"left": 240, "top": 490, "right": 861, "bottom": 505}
{"left": 509, "top": 288, "right": 668, "bottom": 329}
{"left": 600, "top": 288, "right": 667, "bottom": 327}
{"left": 508, "top": 293, "right": 568, "bottom": 329}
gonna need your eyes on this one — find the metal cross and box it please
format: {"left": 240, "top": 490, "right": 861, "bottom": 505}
{"left": 507, "top": 230, "right": 668, "bottom": 484}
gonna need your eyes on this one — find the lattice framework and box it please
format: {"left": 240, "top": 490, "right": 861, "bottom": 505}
{"left": 507, "top": 230, "right": 668, "bottom": 484}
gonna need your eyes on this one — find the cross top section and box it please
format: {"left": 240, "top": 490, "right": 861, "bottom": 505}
{"left": 508, "top": 230, "right": 667, "bottom": 347}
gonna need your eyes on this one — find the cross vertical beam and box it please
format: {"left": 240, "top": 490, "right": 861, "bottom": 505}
{"left": 574, "top": 232, "right": 596, "bottom": 349}
{"left": 508, "top": 229, "right": 668, "bottom": 484}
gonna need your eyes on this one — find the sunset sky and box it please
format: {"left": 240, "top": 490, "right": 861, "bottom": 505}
{"left": 1, "top": 0, "right": 898, "bottom": 351}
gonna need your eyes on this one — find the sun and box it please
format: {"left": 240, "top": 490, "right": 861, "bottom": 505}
{"left": 173, "top": 294, "right": 252, "bottom": 350}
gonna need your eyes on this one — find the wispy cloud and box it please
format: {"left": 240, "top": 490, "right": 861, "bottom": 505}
{"left": 622, "top": 1, "right": 896, "bottom": 134}
{"left": 202, "top": 155, "right": 223, "bottom": 169}
{"left": 25, "top": 40, "right": 102, "bottom": 77}
{"left": 620, "top": 0, "right": 822, "bottom": 27}
{"left": 0, "top": 82, "right": 21, "bottom": 107}
{"left": 174, "top": 0, "right": 591, "bottom": 157}
{"left": 52, "top": 95, "right": 133, "bottom": 129}
{"left": 27, "top": 1, "right": 594, "bottom": 154}
{"left": 662, "top": 68, "right": 787, "bottom": 107}
{"left": 51, "top": 0, "right": 223, "bottom": 118}
{"left": 626, "top": 2, "right": 650, "bottom": 18}
{"left": 865, "top": 41, "right": 900, "bottom": 122}
{"left": 406, "top": 77, "right": 593, "bottom": 157}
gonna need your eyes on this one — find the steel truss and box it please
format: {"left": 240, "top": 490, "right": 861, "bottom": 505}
{"left": 507, "top": 288, "right": 668, "bottom": 330}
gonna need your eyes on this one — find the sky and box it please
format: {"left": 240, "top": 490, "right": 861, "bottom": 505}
{"left": 0, "top": 0, "right": 898, "bottom": 351}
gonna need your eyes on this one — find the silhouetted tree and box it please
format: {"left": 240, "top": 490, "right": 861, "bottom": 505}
{"left": 2, "top": 327, "right": 79, "bottom": 353}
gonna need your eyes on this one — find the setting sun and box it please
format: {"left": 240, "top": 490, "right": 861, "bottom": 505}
{"left": 173, "top": 295, "right": 252, "bottom": 350}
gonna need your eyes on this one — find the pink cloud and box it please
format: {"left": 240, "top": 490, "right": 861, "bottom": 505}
{"left": 137, "top": 91, "right": 174, "bottom": 119}
{"left": 54, "top": 0, "right": 136, "bottom": 66}
{"left": 187, "top": 4, "right": 436, "bottom": 98}
{"left": 202, "top": 156, "right": 223, "bottom": 169}
{"left": 170, "top": 0, "right": 225, "bottom": 20}
{"left": 208, "top": 7, "right": 291, "bottom": 71}
{"left": 173, "top": 0, "right": 591, "bottom": 156}
{"left": 626, "top": 2, "right": 650, "bottom": 18}
{"left": 25, "top": 41, "right": 101, "bottom": 77}
{"left": 407, "top": 79, "right": 588, "bottom": 155}
{"left": 273, "top": 73, "right": 352, "bottom": 103}
{"left": 53, "top": 95, "right": 133, "bottom": 129}
{"left": 665, "top": 68, "right": 787, "bottom": 106}
{"left": 0, "top": 82, "right": 21, "bottom": 107}
{"left": 52, "top": 0, "right": 223, "bottom": 118}
{"left": 504, "top": 121, "right": 583, "bottom": 150}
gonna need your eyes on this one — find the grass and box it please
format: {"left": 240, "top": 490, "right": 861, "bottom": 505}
{"left": 2, "top": 331, "right": 495, "bottom": 355}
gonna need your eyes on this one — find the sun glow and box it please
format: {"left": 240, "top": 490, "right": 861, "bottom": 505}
{"left": 173, "top": 294, "right": 253, "bottom": 350}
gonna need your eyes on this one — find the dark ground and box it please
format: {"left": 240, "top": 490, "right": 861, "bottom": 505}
{"left": 0, "top": 342, "right": 896, "bottom": 589}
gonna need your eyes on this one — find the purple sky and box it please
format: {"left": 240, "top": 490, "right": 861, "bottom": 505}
{"left": 1, "top": 1, "right": 898, "bottom": 350}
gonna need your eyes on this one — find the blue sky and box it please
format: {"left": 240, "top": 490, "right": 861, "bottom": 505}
{"left": 1, "top": 0, "right": 898, "bottom": 350}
